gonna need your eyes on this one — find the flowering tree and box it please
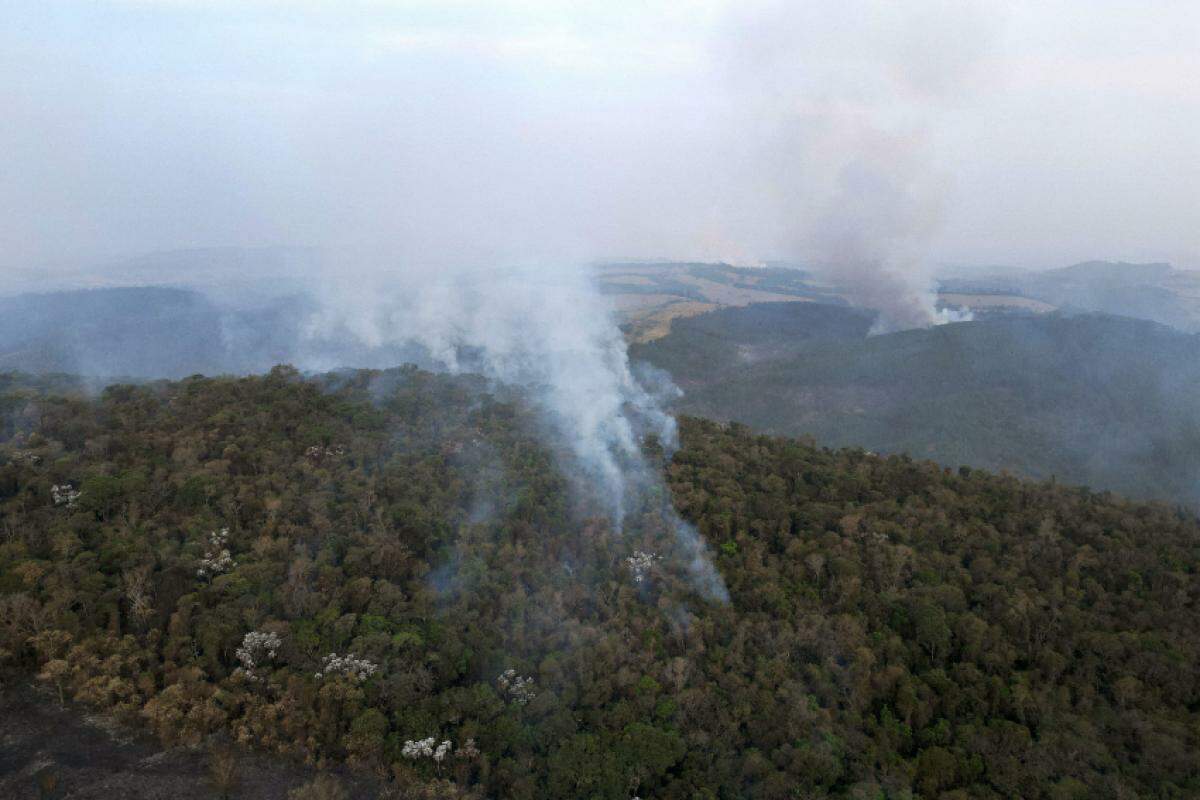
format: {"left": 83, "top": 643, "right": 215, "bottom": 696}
{"left": 402, "top": 737, "right": 454, "bottom": 776}
{"left": 315, "top": 652, "right": 377, "bottom": 682}
{"left": 304, "top": 444, "right": 346, "bottom": 464}
{"left": 497, "top": 668, "right": 536, "bottom": 705}
{"left": 197, "top": 528, "right": 236, "bottom": 579}
{"left": 625, "top": 550, "right": 659, "bottom": 583}
{"left": 233, "top": 630, "right": 282, "bottom": 682}
{"left": 50, "top": 483, "right": 80, "bottom": 508}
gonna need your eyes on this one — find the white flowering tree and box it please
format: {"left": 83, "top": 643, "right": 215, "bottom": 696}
{"left": 233, "top": 630, "right": 282, "bottom": 682}
{"left": 625, "top": 550, "right": 659, "bottom": 584}
{"left": 497, "top": 668, "right": 536, "bottom": 705}
{"left": 304, "top": 444, "right": 346, "bottom": 464}
{"left": 402, "top": 737, "right": 468, "bottom": 776}
{"left": 197, "top": 528, "right": 236, "bottom": 579}
{"left": 315, "top": 652, "right": 378, "bottom": 682}
{"left": 51, "top": 483, "right": 81, "bottom": 508}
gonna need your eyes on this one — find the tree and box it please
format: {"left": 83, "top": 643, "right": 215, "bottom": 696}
{"left": 915, "top": 746, "right": 957, "bottom": 796}
{"left": 37, "top": 658, "right": 71, "bottom": 707}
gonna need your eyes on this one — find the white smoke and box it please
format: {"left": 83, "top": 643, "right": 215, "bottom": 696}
{"left": 714, "top": 0, "right": 1000, "bottom": 331}
{"left": 303, "top": 258, "right": 728, "bottom": 601}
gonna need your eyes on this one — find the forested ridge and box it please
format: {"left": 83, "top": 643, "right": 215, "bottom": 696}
{"left": 633, "top": 305, "right": 1200, "bottom": 508}
{"left": 1, "top": 367, "right": 1198, "bottom": 799}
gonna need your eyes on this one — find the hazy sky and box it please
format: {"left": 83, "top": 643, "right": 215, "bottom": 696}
{"left": 2, "top": 0, "right": 1198, "bottom": 277}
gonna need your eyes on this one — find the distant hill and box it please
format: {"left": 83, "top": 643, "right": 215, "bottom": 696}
{"left": 0, "top": 287, "right": 237, "bottom": 377}
{"left": 938, "top": 260, "right": 1200, "bottom": 331}
{"left": 633, "top": 302, "right": 1200, "bottom": 506}
{"left": 0, "top": 263, "right": 841, "bottom": 378}
{"left": 1, "top": 246, "right": 320, "bottom": 296}
{"left": 0, "top": 286, "right": 426, "bottom": 379}
{"left": 10, "top": 280, "right": 1200, "bottom": 506}
{"left": 595, "top": 261, "right": 842, "bottom": 341}
{"left": 597, "top": 258, "right": 1200, "bottom": 341}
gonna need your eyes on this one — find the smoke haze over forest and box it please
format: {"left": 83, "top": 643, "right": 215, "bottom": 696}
{"left": 3, "top": 2, "right": 1198, "bottom": 510}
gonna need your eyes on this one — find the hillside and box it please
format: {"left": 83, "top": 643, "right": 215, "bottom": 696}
{"left": 598, "top": 258, "right": 1200, "bottom": 341}
{"left": 633, "top": 303, "right": 1200, "bottom": 506}
{"left": 595, "top": 261, "right": 842, "bottom": 342}
{"left": 1, "top": 367, "right": 1198, "bottom": 798}
{"left": 937, "top": 261, "right": 1200, "bottom": 332}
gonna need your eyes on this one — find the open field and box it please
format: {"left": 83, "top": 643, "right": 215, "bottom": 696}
{"left": 596, "top": 261, "right": 836, "bottom": 341}
{"left": 622, "top": 300, "right": 719, "bottom": 342}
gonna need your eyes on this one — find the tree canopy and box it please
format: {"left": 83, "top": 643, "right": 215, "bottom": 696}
{"left": 1, "top": 366, "right": 1197, "bottom": 798}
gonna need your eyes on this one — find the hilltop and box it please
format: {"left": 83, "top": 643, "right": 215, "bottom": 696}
{"left": 938, "top": 260, "right": 1200, "bottom": 331}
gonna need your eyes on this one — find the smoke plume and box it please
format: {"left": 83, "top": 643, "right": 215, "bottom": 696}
{"left": 303, "top": 258, "right": 728, "bottom": 601}
{"left": 714, "top": 0, "right": 1000, "bottom": 331}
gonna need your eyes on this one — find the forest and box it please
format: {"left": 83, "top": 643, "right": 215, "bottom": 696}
{"left": 1, "top": 366, "right": 1198, "bottom": 799}
{"left": 633, "top": 303, "right": 1200, "bottom": 507}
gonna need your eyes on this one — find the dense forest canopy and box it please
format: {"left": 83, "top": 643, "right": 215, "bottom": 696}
{"left": 1, "top": 366, "right": 1198, "bottom": 798}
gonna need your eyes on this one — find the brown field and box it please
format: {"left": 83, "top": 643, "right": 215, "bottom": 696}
{"left": 595, "top": 262, "right": 824, "bottom": 342}
{"left": 621, "top": 300, "right": 718, "bottom": 343}
{"left": 674, "top": 274, "right": 814, "bottom": 306}
{"left": 608, "top": 292, "right": 685, "bottom": 311}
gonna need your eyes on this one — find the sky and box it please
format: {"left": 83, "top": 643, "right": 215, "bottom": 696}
{"left": 2, "top": 0, "right": 1198, "bottom": 278}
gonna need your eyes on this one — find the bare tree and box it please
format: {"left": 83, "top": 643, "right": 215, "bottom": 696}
{"left": 123, "top": 565, "right": 155, "bottom": 630}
